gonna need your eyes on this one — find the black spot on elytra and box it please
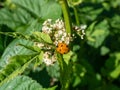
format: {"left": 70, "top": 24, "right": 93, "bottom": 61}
{"left": 60, "top": 44, "right": 63, "bottom": 47}
{"left": 59, "top": 49, "right": 61, "bottom": 51}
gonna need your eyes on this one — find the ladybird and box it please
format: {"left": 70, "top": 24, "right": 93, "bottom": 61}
{"left": 56, "top": 43, "right": 69, "bottom": 54}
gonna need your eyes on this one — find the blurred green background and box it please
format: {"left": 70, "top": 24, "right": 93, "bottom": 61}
{"left": 0, "top": 0, "right": 120, "bottom": 90}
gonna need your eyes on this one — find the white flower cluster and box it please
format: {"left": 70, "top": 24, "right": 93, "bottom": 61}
{"left": 43, "top": 52, "right": 56, "bottom": 66}
{"left": 42, "top": 19, "right": 72, "bottom": 46}
{"left": 73, "top": 24, "right": 86, "bottom": 39}
{"left": 34, "top": 42, "right": 56, "bottom": 66}
{"left": 34, "top": 19, "right": 71, "bottom": 66}
{"left": 40, "top": 19, "right": 73, "bottom": 65}
{"left": 35, "top": 19, "right": 86, "bottom": 66}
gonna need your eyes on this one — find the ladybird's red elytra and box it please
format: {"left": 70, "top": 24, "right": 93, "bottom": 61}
{"left": 56, "top": 43, "right": 69, "bottom": 54}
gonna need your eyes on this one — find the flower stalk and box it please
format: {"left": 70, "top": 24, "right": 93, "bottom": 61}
{"left": 73, "top": 6, "right": 80, "bottom": 25}
{"left": 59, "top": 0, "right": 72, "bottom": 35}
{"left": 57, "top": 1, "right": 73, "bottom": 90}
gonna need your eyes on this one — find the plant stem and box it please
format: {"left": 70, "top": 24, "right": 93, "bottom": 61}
{"left": 59, "top": 0, "right": 72, "bottom": 35}
{"left": 73, "top": 6, "right": 80, "bottom": 25}
{"left": 58, "top": 1, "right": 73, "bottom": 90}
{"left": 57, "top": 53, "right": 70, "bottom": 90}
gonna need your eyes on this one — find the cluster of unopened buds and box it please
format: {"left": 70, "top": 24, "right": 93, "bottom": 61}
{"left": 35, "top": 19, "right": 86, "bottom": 66}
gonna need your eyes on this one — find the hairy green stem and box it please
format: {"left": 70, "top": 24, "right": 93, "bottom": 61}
{"left": 57, "top": 53, "right": 70, "bottom": 90}
{"left": 58, "top": 0, "right": 73, "bottom": 90}
{"left": 59, "top": 0, "right": 72, "bottom": 35}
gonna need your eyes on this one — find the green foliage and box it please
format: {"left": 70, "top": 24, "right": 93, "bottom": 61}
{"left": 0, "top": 0, "right": 120, "bottom": 90}
{"left": 0, "top": 55, "right": 37, "bottom": 85}
{"left": 0, "top": 75, "right": 57, "bottom": 90}
{"left": 0, "top": 39, "right": 34, "bottom": 67}
{"left": 0, "top": 75, "right": 43, "bottom": 90}
{"left": 12, "top": 0, "right": 62, "bottom": 19}
{"left": 101, "top": 53, "right": 120, "bottom": 79}
{"left": 33, "top": 32, "right": 53, "bottom": 44}
{"left": 0, "top": 8, "right": 32, "bottom": 30}
{"left": 87, "top": 20, "right": 109, "bottom": 48}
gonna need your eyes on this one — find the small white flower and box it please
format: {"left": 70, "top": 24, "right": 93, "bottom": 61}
{"left": 42, "top": 26, "right": 52, "bottom": 34}
{"left": 35, "top": 43, "right": 44, "bottom": 48}
{"left": 80, "top": 25, "right": 87, "bottom": 30}
{"left": 54, "top": 33, "right": 59, "bottom": 38}
{"left": 61, "top": 36, "right": 64, "bottom": 41}
{"left": 43, "top": 19, "right": 52, "bottom": 26}
{"left": 34, "top": 42, "right": 44, "bottom": 48}
{"left": 58, "top": 40, "right": 62, "bottom": 43}
{"left": 75, "top": 26, "right": 79, "bottom": 30}
{"left": 82, "top": 30, "right": 85, "bottom": 35}
{"left": 54, "top": 41, "right": 58, "bottom": 46}
{"left": 80, "top": 35, "right": 84, "bottom": 39}
{"left": 51, "top": 55, "right": 57, "bottom": 62}
{"left": 63, "top": 33, "right": 67, "bottom": 37}
{"left": 43, "top": 51, "right": 57, "bottom": 66}
{"left": 58, "top": 30, "right": 63, "bottom": 35}
{"left": 54, "top": 19, "right": 64, "bottom": 30}
{"left": 43, "top": 58, "right": 53, "bottom": 66}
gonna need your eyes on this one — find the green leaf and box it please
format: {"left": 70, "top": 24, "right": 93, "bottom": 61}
{"left": 73, "top": 63, "right": 86, "bottom": 77}
{"left": 110, "top": 15, "right": 120, "bottom": 29}
{"left": 19, "top": 44, "right": 41, "bottom": 52}
{"left": 46, "top": 62, "right": 60, "bottom": 78}
{"left": 12, "top": 0, "right": 41, "bottom": 18}
{"left": 63, "top": 51, "right": 73, "bottom": 64}
{"left": 12, "top": 0, "right": 62, "bottom": 20}
{"left": 44, "top": 86, "right": 57, "bottom": 90}
{"left": 40, "top": 0, "right": 62, "bottom": 20}
{"left": 57, "top": 53, "right": 72, "bottom": 90}
{"left": 33, "top": 32, "right": 53, "bottom": 44}
{"left": 0, "top": 39, "right": 34, "bottom": 68}
{"left": 110, "top": 65, "right": 120, "bottom": 79}
{"left": 101, "top": 52, "right": 120, "bottom": 79}
{"left": 87, "top": 20, "right": 109, "bottom": 48}
{"left": 78, "top": 6, "right": 103, "bottom": 22}
{"left": 0, "top": 75, "right": 43, "bottom": 90}
{"left": 100, "top": 46, "right": 110, "bottom": 55}
{"left": 0, "top": 55, "right": 37, "bottom": 85}
{"left": 68, "top": 0, "right": 83, "bottom": 6}
{"left": 86, "top": 21, "right": 96, "bottom": 36}
{"left": 96, "top": 84, "right": 120, "bottom": 90}
{"left": 33, "top": 52, "right": 44, "bottom": 69}
{"left": 0, "top": 8, "right": 32, "bottom": 30}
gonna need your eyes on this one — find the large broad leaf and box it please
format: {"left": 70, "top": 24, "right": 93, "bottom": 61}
{"left": 87, "top": 20, "right": 109, "bottom": 48}
{"left": 78, "top": 6, "right": 103, "bottom": 23}
{"left": 0, "top": 39, "right": 34, "bottom": 68}
{"left": 0, "top": 20, "right": 42, "bottom": 68}
{"left": 110, "top": 15, "right": 120, "bottom": 29}
{"left": 96, "top": 84, "right": 120, "bottom": 90}
{"left": 100, "top": 46, "right": 110, "bottom": 55}
{"left": 33, "top": 32, "right": 53, "bottom": 44}
{"left": 0, "top": 55, "right": 37, "bottom": 83}
{"left": 0, "top": 75, "right": 43, "bottom": 90}
{"left": 40, "top": 0, "right": 62, "bottom": 20}
{"left": 0, "top": 8, "right": 32, "bottom": 30}
{"left": 46, "top": 62, "right": 60, "bottom": 79}
{"left": 0, "top": 75, "right": 57, "bottom": 90}
{"left": 12, "top": 0, "right": 62, "bottom": 20}
{"left": 0, "top": 0, "right": 62, "bottom": 31}
{"left": 11, "top": 0, "right": 41, "bottom": 18}
{"left": 101, "top": 52, "right": 120, "bottom": 79}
